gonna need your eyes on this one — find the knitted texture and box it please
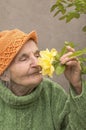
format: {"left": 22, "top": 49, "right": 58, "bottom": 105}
{"left": 0, "top": 78, "right": 86, "bottom": 130}
{"left": 0, "top": 29, "right": 38, "bottom": 75}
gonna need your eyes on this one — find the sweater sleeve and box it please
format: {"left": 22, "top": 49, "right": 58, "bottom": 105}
{"left": 68, "top": 80, "right": 86, "bottom": 130}
{"left": 61, "top": 80, "right": 86, "bottom": 130}
{"left": 45, "top": 78, "right": 86, "bottom": 130}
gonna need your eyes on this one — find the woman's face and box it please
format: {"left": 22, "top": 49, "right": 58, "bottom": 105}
{"left": 8, "top": 40, "right": 43, "bottom": 88}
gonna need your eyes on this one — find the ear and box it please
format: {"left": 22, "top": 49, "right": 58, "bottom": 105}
{"left": 0, "top": 71, "right": 10, "bottom": 81}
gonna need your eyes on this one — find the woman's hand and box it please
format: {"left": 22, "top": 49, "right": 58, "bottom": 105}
{"left": 60, "top": 46, "right": 82, "bottom": 94}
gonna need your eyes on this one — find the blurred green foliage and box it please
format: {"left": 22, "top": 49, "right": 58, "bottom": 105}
{"left": 50, "top": 0, "right": 86, "bottom": 32}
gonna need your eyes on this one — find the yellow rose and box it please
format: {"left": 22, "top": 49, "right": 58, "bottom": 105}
{"left": 38, "top": 48, "right": 57, "bottom": 77}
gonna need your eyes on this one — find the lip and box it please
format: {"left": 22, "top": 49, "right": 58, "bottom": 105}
{"left": 29, "top": 71, "right": 41, "bottom": 76}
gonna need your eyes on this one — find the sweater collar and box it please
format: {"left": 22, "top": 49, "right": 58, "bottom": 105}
{"left": 0, "top": 81, "right": 43, "bottom": 109}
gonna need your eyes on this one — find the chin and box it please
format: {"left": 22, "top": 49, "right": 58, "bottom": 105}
{"left": 32, "top": 74, "right": 43, "bottom": 84}
{"left": 22, "top": 74, "right": 43, "bottom": 87}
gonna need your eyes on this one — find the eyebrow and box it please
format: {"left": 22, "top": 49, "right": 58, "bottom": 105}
{"left": 34, "top": 50, "right": 40, "bottom": 54}
{"left": 19, "top": 49, "right": 40, "bottom": 57}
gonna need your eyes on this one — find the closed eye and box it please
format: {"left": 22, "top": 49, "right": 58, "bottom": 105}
{"left": 19, "top": 54, "right": 29, "bottom": 61}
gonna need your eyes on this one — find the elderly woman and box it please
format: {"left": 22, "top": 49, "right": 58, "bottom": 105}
{"left": 0, "top": 29, "right": 85, "bottom": 130}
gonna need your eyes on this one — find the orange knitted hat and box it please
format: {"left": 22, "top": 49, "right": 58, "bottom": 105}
{"left": 0, "top": 29, "right": 38, "bottom": 75}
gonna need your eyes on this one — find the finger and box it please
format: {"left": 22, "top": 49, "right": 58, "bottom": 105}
{"left": 60, "top": 52, "right": 79, "bottom": 64}
{"left": 66, "top": 59, "right": 79, "bottom": 66}
{"left": 66, "top": 46, "right": 75, "bottom": 52}
{"left": 66, "top": 59, "right": 81, "bottom": 70}
{"left": 60, "top": 52, "right": 73, "bottom": 61}
{"left": 60, "top": 57, "right": 78, "bottom": 65}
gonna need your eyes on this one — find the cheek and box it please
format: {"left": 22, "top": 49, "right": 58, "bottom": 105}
{"left": 9, "top": 63, "right": 30, "bottom": 79}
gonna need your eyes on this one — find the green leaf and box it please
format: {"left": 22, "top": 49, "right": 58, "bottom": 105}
{"left": 66, "top": 15, "right": 73, "bottom": 23}
{"left": 50, "top": 4, "right": 58, "bottom": 12}
{"left": 50, "top": 0, "right": 86, "bottom": 32}
{"left": 79, "top": 57, "right": 86, "bottom": 62}
{"left": 58, "top": 3, "right": 66, "bottom": 14}
{"left": 82, "top": 26, "right": 86, "bottom": 32}
{"left": 64, "top": 41, "right": 75, "bottom": 48}
{"left": 74, "top": 12, "right": 80, "bottom": 18}
{"left": 59, "top": 15, "right": 66, "bottom": 20}
{"left": 67, "top": 3, "right": 74, "bottom": 7}
{"left": 81, "top": 66, "right": 86, "bottom": 74}
{"left": 66, "top": 11, "right": 80, "bottom": 23}
{"left": 70, "top": 48, "right": 86, "bottom": 58}
{"left": 59, "top": 46, "right": 67, "bottom": 57}
{"left": 55, "top": 53, "right": 60, "bottom": 60}
{"left": 54, "top": 10, "right": 60, "bottom": 17}
{"left": 55, "top": 64, "right": 65, "bottom": 75}
{"left": 59, "top": 41, "right": 74, "bottom": 57}
{"left": 53, "top": 60, "right": 59, "bottom": 70}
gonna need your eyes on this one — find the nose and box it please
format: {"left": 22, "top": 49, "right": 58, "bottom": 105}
{"left": 30, "top": 55, "right": 38, "bottom": 67}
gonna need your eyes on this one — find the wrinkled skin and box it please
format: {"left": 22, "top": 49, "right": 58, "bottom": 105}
{"left": 8, "top": 40, "right": 43, "bottom": 95}
{"left": 60, "top": 46, "right": 82, "bottom": 94}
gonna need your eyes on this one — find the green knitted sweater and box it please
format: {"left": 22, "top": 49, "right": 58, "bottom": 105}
{"left": 0, "top": 78, "right": 86, "bottom": 130}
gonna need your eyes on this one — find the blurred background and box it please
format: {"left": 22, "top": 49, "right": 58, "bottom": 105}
{"left": 0, "top": 0, "right": 86, "bottom": 92}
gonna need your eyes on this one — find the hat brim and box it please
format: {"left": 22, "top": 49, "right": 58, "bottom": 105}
{"left": 0, "top": 30, "right": 38, "bottom": 75}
